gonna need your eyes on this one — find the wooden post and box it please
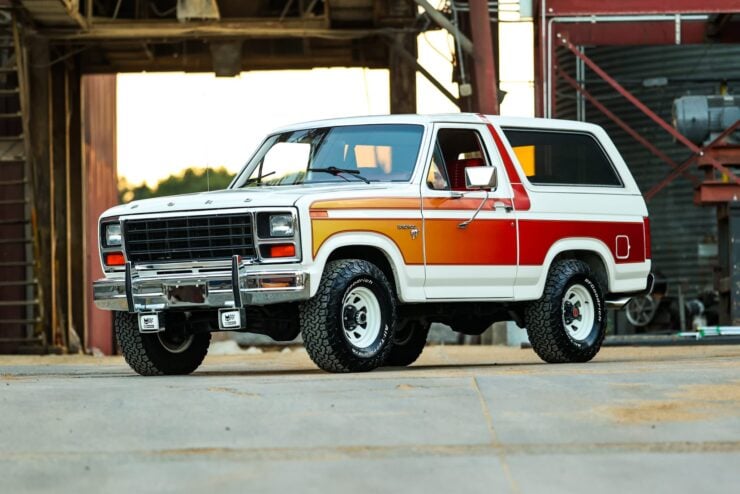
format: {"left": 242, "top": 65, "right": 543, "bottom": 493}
{"left": 27, "top": 37, "right": 54, "bottom": 348}
{"left": 67, "top": 63, "right": 85, "bottom": 351}
{"left": 51, "top": 61, "right": 69, "bottom": 349}
{"left": 389, "top": 33, "right": 417, "bottom": 114}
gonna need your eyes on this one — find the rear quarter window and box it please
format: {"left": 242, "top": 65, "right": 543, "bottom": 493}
{"left": 502, "top": 128, "right": 622, "bottom": 187}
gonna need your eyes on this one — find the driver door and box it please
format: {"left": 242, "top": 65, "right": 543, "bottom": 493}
{"left": 422, "top": 123, "right": 518, "bottom": 299}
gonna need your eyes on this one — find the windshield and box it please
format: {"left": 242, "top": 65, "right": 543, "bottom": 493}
{"left": 233, "top": 124, "right": 424, "bottom": 187}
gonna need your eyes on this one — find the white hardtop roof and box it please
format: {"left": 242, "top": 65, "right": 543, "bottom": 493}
{"left": 270, "top": 113, "right": 603, "bottom": 134}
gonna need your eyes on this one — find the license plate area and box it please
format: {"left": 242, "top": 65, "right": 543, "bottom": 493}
{"left": 166, "top": 284, "right": 207, "bottom": 304}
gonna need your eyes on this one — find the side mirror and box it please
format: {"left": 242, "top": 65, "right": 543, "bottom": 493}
{"left": 465, "top": 166, "right": 497, "bottom": 191}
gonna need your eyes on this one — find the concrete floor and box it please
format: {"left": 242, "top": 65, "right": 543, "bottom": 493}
{"left": 1, "top": 344, "right": 739, "bottom": 494}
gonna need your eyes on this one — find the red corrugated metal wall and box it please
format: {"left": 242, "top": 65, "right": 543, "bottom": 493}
{"left": 83, "top": 74, "right": 118, "bottom": 354}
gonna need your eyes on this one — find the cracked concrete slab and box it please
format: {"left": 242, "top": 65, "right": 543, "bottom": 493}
{"left": 1, "top": 345, "right": 739, "bottom": 493}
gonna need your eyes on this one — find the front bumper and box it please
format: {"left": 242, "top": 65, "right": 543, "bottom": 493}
{"left": 94, "top": 257, "right": 310, "bottom": 312}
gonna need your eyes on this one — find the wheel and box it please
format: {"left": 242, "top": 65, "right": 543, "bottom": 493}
{"left": 625, "top": 295, "right": 658, "bottom": 327}
{"left": 385, "top": 320, "right": 430, "bottom": 367}
{"left": 114, "top": 311, "right": 211, "bottom": 376}
{"left": 524, "top": 259, "right": 606, "bottom": 363}
{"left": 300, "top": 259, "right": 396, "bottom": 372}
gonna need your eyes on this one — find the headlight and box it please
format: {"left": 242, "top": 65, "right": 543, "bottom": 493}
{"left": 104, "top": 223, "right": 122, "bottom": 246}
{"left": 269, "top": 214, "right": 294, "bottom": 237}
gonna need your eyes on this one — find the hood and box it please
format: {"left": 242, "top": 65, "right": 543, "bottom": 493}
{"left": 100, "top": 183, "right": 393, "bottom": 219}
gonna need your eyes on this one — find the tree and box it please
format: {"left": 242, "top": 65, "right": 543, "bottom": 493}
{"left": 119, "top": 167, "right": 235, "bottom": 203}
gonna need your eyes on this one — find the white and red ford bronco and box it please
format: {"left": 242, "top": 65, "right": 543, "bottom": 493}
{"left": 94, "top": 113, "right": 653, "bottom": 375}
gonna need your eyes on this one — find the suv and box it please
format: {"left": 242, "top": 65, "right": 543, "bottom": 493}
{"left": 94, "top": 114, "right": 653, "bottom": 375}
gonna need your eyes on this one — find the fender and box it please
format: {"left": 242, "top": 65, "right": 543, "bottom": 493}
{"left": 308, "top": 231, "right": 426, "bottom": 302}
{"left": 514, "top": 238, "right": 616, "bottom": 301}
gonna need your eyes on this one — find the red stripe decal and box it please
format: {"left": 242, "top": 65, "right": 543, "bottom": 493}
{"left": 479, "top": 114, "right": 531, "bottom": 211}
{"left": 518, "top": 219, "right": 646, "bottom": 265}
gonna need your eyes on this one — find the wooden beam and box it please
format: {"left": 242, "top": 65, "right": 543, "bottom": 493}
{"left": 41, "top": 18, "right": 415, "bottom": 41}
{"left": 21, "top": 0, "right": 87, "bottom": 28}
{"left": 80, "top": 52, "right": 388, "bottom": 73}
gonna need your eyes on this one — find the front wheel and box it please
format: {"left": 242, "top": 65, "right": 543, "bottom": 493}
{"left": 300, "top": 259, "right": 396, "bottom": 372}
{"left": 114, "top": 311, "right": 211, "bottom": 376}
{"left": 524, "top": 259, "right": 606, "bottom": 363}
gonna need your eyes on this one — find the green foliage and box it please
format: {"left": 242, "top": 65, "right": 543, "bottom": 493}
{"left": 119, "top": 167, "right": 235, "bottom": 203}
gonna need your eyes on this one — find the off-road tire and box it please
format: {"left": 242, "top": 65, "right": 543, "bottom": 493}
{"left": 300, "top": 259, "right": 396, "bottom": 373}
{"left": 524, "top": 259, "right": 606, "bottom": 363}
{"left": 385, "top": 320, "right": 430, "bottom": 367}
{"left": 114, "top": 311, "right": 211, "bottom": 376}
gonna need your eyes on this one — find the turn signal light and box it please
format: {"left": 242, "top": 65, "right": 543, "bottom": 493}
{"left": 269, "top": 244, "right": 296, "bottom": 258}
{"left": 105, "top": 252, "right": 125, "bottom": 266}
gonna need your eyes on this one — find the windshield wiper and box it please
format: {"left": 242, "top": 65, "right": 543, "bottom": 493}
{"left": 307, "top": 166, "right": 370, "bottom": 184}
{"left": 244, "top": 170, "right": 276, "bottom": 186}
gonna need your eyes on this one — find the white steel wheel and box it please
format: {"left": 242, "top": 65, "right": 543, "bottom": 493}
{"left": 342, "top": 286, "right": 382, "bottom": 349}
{"left": 300, "top": 259, "right": 396, "bottom": 373}
{"left": 525, "top": 259, "right": 606, "bottom": 363}
{"left": 562, "top": 284, "right": 595, "bottom": 342}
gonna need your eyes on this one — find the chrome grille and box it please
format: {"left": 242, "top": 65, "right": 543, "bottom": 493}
{"left": 123, "top": 213, "right": 256, "bottom": 263}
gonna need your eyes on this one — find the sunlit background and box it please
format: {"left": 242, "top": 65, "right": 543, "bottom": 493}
{"left": 117, "top": 21, "right": 534, "bottom": 189}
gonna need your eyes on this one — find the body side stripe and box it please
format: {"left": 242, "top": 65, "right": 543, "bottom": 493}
{"left": 478, "top": 114, "right": 532, "bottom": 211}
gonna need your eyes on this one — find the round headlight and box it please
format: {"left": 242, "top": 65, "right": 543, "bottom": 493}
{"left": 269, "top": 214, "right": 294, "bottom": 237}
{"left": 105, "top": 223, "right": 122, "bottom": 246}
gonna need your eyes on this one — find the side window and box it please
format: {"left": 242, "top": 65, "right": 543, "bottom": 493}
{"left": 502, "top": 128, "right": 622, "bottom": 187}
{"left": 427, "top": 128, "right": 490, "bottom": 191}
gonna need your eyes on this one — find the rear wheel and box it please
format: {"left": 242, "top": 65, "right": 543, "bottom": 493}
{"left": 114, "top": 311, "right": 211, "bottom": 376}
{"left": 300, "top": 259, "right": 395, "bottom": 373}
{"left": 524, "top": 259, "right": 606, "bottom": 363}
{"left": 385, "top": 320, "right": 430, "bottom": 367}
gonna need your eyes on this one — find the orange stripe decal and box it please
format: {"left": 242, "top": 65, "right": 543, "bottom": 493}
{"left": 311, "top": 198, "right": 420, "bottom": 210}
{"left": 309, "top": 209, "right": 329, "bottom": 218}
{"left": 312, "top": 219, "right": 423, "bottom": 264}
{"left": 424, "top": 219, "right": 517, "bottom": 265}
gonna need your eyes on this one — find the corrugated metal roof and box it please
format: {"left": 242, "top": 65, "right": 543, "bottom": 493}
{"left": 556, "top": 44, "right": 740, "bottom": 296}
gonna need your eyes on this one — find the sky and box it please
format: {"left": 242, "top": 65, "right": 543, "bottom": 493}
{"left": 117, "top": 20, "right": 534, "bottom": 187}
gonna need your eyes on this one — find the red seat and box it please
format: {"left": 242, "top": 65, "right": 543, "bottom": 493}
{"left": 446, "top": 158, "right": 485, "bottom": 191}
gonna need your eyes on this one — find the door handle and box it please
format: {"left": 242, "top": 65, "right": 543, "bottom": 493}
{"left": 492, "top": 200, "right": 513, "bottom": 212}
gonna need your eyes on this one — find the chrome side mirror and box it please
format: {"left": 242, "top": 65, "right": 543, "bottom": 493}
{"left": 458, "top": 167, "right": 498, "bottom": 229}
{"left": 465, "top": 166, "right": 497, "bottom": 190}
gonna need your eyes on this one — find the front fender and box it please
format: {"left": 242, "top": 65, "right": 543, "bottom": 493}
{"left": 307, "top": 231, "right": 425, "bottom": 302}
